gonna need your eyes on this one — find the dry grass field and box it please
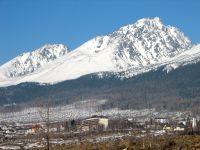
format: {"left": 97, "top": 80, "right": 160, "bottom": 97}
{"left": 34, "top": 135, "right": 200, "bottom": 150}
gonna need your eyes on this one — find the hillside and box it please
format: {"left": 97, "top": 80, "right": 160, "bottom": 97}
{"left": 1, "top": 61, "right": 200, "bottom": 111}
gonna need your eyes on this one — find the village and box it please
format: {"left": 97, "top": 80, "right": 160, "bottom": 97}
{"left": 0, "top": 114, "right": 199, "bottom": 149}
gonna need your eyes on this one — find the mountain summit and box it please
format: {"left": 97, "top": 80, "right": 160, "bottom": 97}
{"left": 89, "top": 17, "right": 192, "bottom": 70}
{"left": 0, "top": 17, "right": 197, "bottom": 87}
{"left": 0, "top": 44, "right": 69, "bottom": 79}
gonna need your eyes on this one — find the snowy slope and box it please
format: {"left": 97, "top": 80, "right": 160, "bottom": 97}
{"left": 0, "top": 44, "right": 69, "bottom": 79}
{"left": 0, "top": 17, "right": 197, "bottom": 87}
{"left": 110, "top": 17, "right": 191, "bottom": 69}
{"left": 114, "top": 44, "right": 200, "bottom": 79}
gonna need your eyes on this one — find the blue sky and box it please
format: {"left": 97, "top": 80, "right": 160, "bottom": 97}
{"left": 0, "top": 0, "right": 199, "bottom": 64}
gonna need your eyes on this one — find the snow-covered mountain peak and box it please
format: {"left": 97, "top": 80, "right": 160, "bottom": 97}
{"left": 76, "top": 17, "right": 192, "bottom": 58}
{"left": 93, "top": 17, "right": 190, "bottom": 70}
{"left": 34, "top": 44, "right": 68, "bottom": 56}
{"left": 116, "top": 17, "right": 164, "bottom": 35}
{"left": 0, "top": 44, "right": 69, "bottom": 78}
{"left": 0, "top": 17, "right": 197, "bottom": 87}
{"left": 134, "top": 17, "right": 163, "bottom": 29}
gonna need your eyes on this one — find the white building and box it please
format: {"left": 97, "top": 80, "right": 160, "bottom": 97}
{"left": 81, "top": 117, "right": 109, "bottom": 131}
{"left": 155, "top": 118, "right": 169, "bottom": 124}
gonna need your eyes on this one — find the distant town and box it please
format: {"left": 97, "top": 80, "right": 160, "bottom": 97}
{"left": 0, "top": 104, "right": 200, "bottom": 149}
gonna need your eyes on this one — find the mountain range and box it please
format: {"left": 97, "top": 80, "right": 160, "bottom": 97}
{"left": 0, "top": 17, "right": 200, "bottom": 111}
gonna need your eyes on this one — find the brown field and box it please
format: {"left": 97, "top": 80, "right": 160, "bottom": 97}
{"left": 34, "top": 135, "right": 200, "bottom": 150}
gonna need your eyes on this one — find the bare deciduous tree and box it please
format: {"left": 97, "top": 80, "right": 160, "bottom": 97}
{"left": 37, "top": 99, "right": 53, "bottom": 150}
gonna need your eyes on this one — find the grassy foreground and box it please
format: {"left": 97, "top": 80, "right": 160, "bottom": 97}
{"left": 38, "top": 135, "right": 200, "bottom": 150}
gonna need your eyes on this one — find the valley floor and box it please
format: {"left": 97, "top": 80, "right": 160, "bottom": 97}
{"left": 55, "top": 135, "right": 200, "bottom": 150}
{"left": 2, "top": 134, "right": 199, "bottom": 150}
{"left": 1, "top": 127, "right": 200, "bottom": 150}
{"left": 0, "top": 101, "right": 198, "bottom": 149}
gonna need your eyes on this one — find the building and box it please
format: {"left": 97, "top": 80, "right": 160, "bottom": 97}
{"left": 174, "top": 126, "right": 185, "bottom": 131}
{"left": 155, "top": 118, "right": 169, "bottom": 124}
{"left": 179, "top": 120, "right": 187, "bottom": 126}
{"left": 163, "top": 125, "right": 172, "bottom": 131}
{"left": 80, "top": 116, "right": 108, "bottom": 132}
{"left": 25, "top": 124, "right": 41, "bottom": 134}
